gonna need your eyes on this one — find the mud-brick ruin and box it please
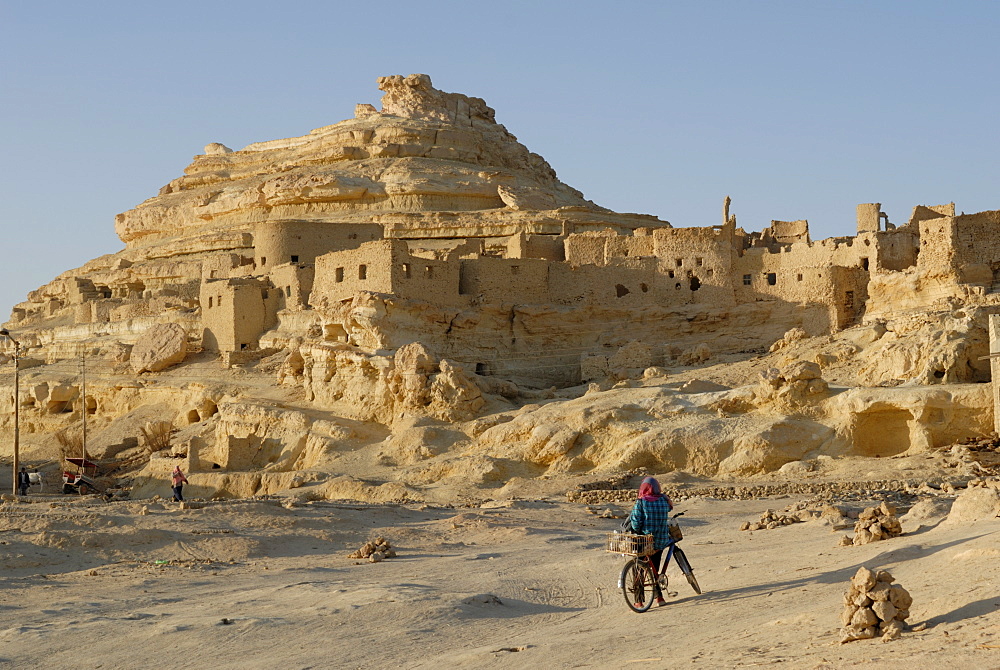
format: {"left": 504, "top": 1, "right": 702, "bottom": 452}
{"left": 4, "top": 74, "right": 1000, "bottom": 499}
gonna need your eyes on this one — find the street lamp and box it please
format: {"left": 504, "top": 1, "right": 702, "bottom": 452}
{"left": 0, "top": 329, "right": 20, "bottom": 496}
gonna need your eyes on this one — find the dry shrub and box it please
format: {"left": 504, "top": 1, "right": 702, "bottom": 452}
{"left": 139, "top": 421, "right": 174, "bottom": 454}
{"left": 55, "top": 427, "right": 91, "bottom": 462}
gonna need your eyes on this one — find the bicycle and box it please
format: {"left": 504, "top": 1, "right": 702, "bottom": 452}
{"left": 606, "top": 512, "right": 701, "bottom": 613}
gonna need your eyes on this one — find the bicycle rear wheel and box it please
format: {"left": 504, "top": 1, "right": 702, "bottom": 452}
{"left": 620, "top": 558, "right": 656, "bottom": 613}
{"left": 672, "top": 546, "right": 702, "bottom": 595}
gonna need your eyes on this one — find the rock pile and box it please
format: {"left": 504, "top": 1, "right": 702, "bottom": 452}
{"left": 740, "top": 508, "right": 805, "bottom": 531}
{"left": 348, "top": 536, "right": 396, "bottom": 562}
{"left": 840, "top": 567, "right": 912, "bottom": 642}
{"left": 841, "top": 502, "right": 902, "bottom": 546}
{"left": 756, "top": 360, "right": 829, "bottom": 406}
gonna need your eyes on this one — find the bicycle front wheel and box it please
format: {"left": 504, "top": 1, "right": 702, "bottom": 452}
{"left": 620, "top": 558, "right": 656, "bottom": 613}
{"left": 672, "top": 546, "right": 702, "bottom": 595}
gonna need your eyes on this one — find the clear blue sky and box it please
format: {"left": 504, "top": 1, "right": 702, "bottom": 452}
{"left": 2, "top": 1, "right": 999, "bottom": 319}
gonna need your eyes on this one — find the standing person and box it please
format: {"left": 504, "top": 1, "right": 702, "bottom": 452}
{"left": 628, "top": 476, "right": 673, "bottom": 607}
{"left": 17, "top": 467, "right": 30, "bottom": 496}
{"left": 171, "top": 465, "right": 189, "bottom": 502}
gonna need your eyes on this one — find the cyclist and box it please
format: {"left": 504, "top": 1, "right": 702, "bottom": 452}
{"left": 628, "top": 476, "right": 673, "bottom": 606}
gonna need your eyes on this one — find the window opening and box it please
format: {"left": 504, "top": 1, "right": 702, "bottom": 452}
{"left": 615, "top": 284, "right": 630, "bottom": 298}
{"left": 425, "top": 265, "right": 433, "bottom": 279}
{"left": 208, "top": 297, "right": 213, "bottom": 308}
{"left": 690, "top": 276, "right": 701, "bottom": 291}
{"left": 359, "top": 265, "right": 367, "bottom": 280}
{"left": 695, "top": 257, "right": 703, "bottom": 266}
{"left": 766, "top": 273, "right": 777, "bottom": 286}
{"left": 743, "top": 274, "right": 752, "bottom": 286}
{"left": 335, "top": 267, "right": 344, "bottom": 282}
{"left": 675, "top": 258, "right": 683, "bottom": 267}
{"left": 797, "top": 273, "right": 803, "bottom": 281}
{"left": 260, "top": 257, "right": 266, "bottom": 266}
{"left": 845, "top": 290, "right": 855, "bottom": 309}
{"left": 291, "top": 255, "right": 299, "bottom": 263}
{"left": 640, "top": 283, "right": 649, "bottom": 293}
{"left": 285, "top": 286, "right": 292, "bottom": 297}
{"left": 861, "top": 257, "right": 869, "bottom": 271}
{"left": 402, "top": 263, "right": 411, "bottom": 278}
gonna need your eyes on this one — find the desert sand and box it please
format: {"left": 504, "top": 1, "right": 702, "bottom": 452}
{"left": 1, "top": 461, "right": 997, "bottom": 670}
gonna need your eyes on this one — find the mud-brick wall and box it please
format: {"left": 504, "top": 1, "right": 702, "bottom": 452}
{"left": 253, "top": 220, "right": 383, "bottom": 269}
{"left": 651, "top": 226, "right": 735, "bottom": 307}
{"left": 524, "top": 235, "right": 564, "bottom": 261}
{"left": 547, "top": 258, "right": 692, "bottom": 309}
{"left": 564, "top": 233, "right": 614, "bottom": 266}
{"left": 391, "top": 243, "right": 462, "bottom": 307}
{"left": 268, "top": 263, "right": 315, "bottom": 311}
{"left": 734, "top": 235, "right": 869, "bottom": 298}
{"left": 604, "top": 234, "right": 655, "bottom": 261}
{"left": 916, "top": 217, "right": 958, "bottom": 277}
{"left": 874, "top": 228, "right": 919, "bottom": 272}
{"left": 312, "top": 241, "right": 395, "bottom": 306}
{"left": 201, "top": 280, "right": 271, "bottom": 352}
{"left": 459, "top": 257, "right": 548, "bottom": 304}
{"left": 733, "top": 252, "right": 866, "bottom": 334}
{"left": 949, "top": 211, "right": 1000, "bottom": 284}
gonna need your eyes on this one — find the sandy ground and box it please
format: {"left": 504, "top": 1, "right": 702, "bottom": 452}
{"left": 0, "top": 483, "right": 998, "bottom": 670}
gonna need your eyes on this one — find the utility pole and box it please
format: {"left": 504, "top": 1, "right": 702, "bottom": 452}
{"left": 0, "top": 329, "right": 20, "bottom": 496}
{"left": 81, "top": 348, "right": 87, "bottom": 462}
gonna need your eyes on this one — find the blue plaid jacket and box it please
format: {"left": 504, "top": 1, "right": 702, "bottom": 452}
{"left": 629, "top": 497, "right": 674, "bottom": 550}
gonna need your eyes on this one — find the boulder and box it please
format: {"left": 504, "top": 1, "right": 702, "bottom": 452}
{"left": 131, "top": 323, "right": 188, "bottom": 373}
{"left": 784, "top": 360, "right": 822, "bottom": 382}
{"left": 872, "top": 600, "right": 897, "bottom": 622}
{"left": 678, "top": 379, "right": 730, "bottom": 394}
{"left": 769, "top": 327, "right": 808, "bottom": 352}
{"left": 497, "top": 184, "right": 556, "bottom": 211}
{"left": 851, "top": 607, "right": 878, "bottom": 627}
{"left": 678, "top": 343, "right": 711, "bottom": 366}
{"left": 851, "top": 567, "right": 876, "bottom": 592}
{"left": 946, "top": 485, "right": 1000, "bottom": 523}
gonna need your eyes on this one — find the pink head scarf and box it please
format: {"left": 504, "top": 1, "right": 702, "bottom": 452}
{"left": 638, "top": 476, "right": 663, "bottom": 502}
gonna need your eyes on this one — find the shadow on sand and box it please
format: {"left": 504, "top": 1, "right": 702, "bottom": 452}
{"left": 666, "top": 533, "right": 994, "bottom": 608}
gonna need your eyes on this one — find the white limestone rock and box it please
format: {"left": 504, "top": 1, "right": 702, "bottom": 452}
{"left": 498, "top": 184, "right": 557, "bottom": 211}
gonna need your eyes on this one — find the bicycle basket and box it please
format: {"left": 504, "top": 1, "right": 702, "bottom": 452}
{"left": 606, "top": 532, "right": 654, "bottom": 556}
{"left": 668, "top": 520, "right": 683, "bottom": 542}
